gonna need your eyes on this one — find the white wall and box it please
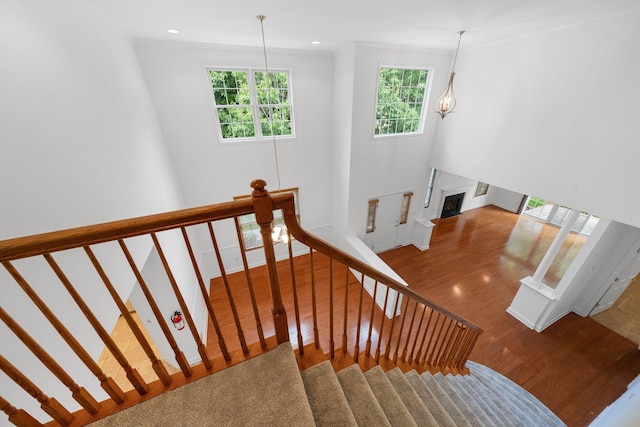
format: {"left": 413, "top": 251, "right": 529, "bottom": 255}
{"left": 0, "top": 1, "right": 184, "bottom": 423}
{"left": 345, "top": 44, "right": 452, "bottom": 237}
{"left": 487, "top": 186, "right": 525, "bottom": 213}
{"left": 332, "top": 44, "right": 356, "bottom": 232}
{"left": 134, "top": 41, "right": 334, "bottom": 238}
{"left": 431, "top": 10, "right": 640, "bottom": 229}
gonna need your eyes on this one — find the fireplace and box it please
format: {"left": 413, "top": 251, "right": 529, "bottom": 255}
{"left": 441, "top": 193, "right": 465, "bottom": 218}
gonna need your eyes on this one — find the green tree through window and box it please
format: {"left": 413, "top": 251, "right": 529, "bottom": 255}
{"left": 209, "top": 69, "right": 293, "bottom": 140}
{"left": 375, "top": 68, "right": 430, "bottom": 136}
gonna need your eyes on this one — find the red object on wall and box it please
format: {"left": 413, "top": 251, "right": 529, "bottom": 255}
{"left": 170, "top": 311, "right": 185, "bottom": 330}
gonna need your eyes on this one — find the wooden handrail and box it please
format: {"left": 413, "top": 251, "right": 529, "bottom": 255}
{"left": 0, "top": 200, "right": 256, "bottom": 262}
{"left": 267, "top": 186, "right": 483, "bottom": 334}
{"left": 1, "top": 179, "right": 483, "bottom": 426}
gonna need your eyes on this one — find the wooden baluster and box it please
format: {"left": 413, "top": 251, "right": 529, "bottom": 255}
{"left": 0, "top": 356, "right": 73, "bottom": 426}
{"left": 309, "top": 249, "right": 320, "bottom": 348}
{"left": 408, "top": 304, "right": 428, "bottom": 364}
{"left": 389, "top": 297, "right": 410, "bottom": 362}
{"left": 2, "top": 261, "right": 126, "bottom": 404}
{"left": 429, "top": 316, "right": 451, "bottom": 366}
{"left": 421, "top": 312, "right": 442, "bottom": 366}
{"left": 458, "top": 329, "right": 481, "bottom": 369}
{"left": 449, "top": 325, "right": 469, "bottom": 369}
{"left": 84, "top": 246, "right": 171, "bottom": 387}
{"left": 447, "top": 324, "right": 466, "bottom": 367}
{"left": 207, "top": 223, "right": 249, "bottom": 355}
{"left": 341, "top": 267, "right": 349, "bottom": 353}
{"left": 329, "top": 258, "right": 334, "bottom": 359}
{"left": 151, "top": 233, "right": 212, "bottom": 369}
{"left": 374, "top": 286, "right": 391, "bottom": 364}
{"left": 118, "top": 239, "right": 191, "bottom": 377}
{"left": 233, "top": 219, "right": 267, "bottom": 349}
{"left": 434, "top": 318, "right": 455, "bottom": 366}
{"left": 287, "top": 234, "right": 304, "bottom": 355}
{"left": 442, "top": 323, "right": 464, "bottom": 367}
{"left": 414, "top": 308, "right": 434, "bottom": 367}
{"left": 364, "top": 280, "right": 378, "bottom": 358}
{"left": 44, "top": 254, "right": 149, "bottom": 395}
{"left": 353, "top": 272, "right": 365, "bottom": 362}
{"left": 0, "top": 395, "right": 43, "bottom": 427}
{"left": 385, "top": 293, "right": 405, "bottom": 361}
{"left": 454, "top": 326, "right": 473, "bottom": 366}
{"left": 0, "top": 307, "right": 100, "bottom": 414}
{"left": 182, "top": 226, "right": 231, "bottom": 362}
{"left": 251, "top": 180, "right": 289, "bottom": 344}
{"left": 400, "top": 300, "right": 420, "bottom": 363}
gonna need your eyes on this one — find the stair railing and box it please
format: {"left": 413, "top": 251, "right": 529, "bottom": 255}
{"left": 0, "top": 179, "right": 481, "bottom": 426}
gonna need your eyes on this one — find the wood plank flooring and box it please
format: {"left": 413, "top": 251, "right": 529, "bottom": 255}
{"left": 102, "top": 205, "right": 639, "bottom": 427}
{"left": 378, "top": 206, "right": 640, "bottom": 427}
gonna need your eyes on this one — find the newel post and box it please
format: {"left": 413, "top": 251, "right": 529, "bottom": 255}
{"left": 251, "top": 179, "right": 290, "bottom": 344}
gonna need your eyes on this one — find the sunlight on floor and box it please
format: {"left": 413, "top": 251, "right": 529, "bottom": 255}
{"left": 97, "top": 310, "right": 179, "bottom": 392}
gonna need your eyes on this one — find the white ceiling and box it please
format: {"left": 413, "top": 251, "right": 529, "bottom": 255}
{"left": 78, "top": 0, "right": 640, "bottom": 51}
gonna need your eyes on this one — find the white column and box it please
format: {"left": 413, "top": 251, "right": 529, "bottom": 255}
{"left": 531, "top": 208, "right": 581, "bottom": 283}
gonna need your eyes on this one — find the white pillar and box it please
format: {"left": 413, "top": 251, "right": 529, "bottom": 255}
{"left": 531, "top": 208, "right": 581, "bottom": 283}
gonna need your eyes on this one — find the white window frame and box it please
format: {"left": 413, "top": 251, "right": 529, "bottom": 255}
{"left": 207, "top": 67, "right": 295, "bottom": 142}
{"left": 373, "top": 65, "right": 433, "bottom": 138}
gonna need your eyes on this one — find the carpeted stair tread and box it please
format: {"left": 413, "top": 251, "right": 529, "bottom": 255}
{"left": 421, "top": 372, "right": 472, "bottom": 427}
{"left": 364, "top": 366, "right": 418, "bottom": 427}
{"left": 442, "top": 374, "right": 502, "bottom": 427}
{"left": 337, "top": 364, "right": 391, "bottom": 426}
{"left": 466, "top": 361, "right": 566, "bottom": 427}
{"left": 474, "top": 373, "right": 540, "bottom": 427}
{"left": 433, "top": 372, "right": 487, "bottom": 427}
{"left": 385, "top": 368, "right": 438, "bottom": 427}
{"left": 448, "top": 374, "right": 511, "bottom": 427}
{"left": 405, "top": 371, "right": 457, "bottom": 427}
{"left": 462, "top": 374, "right": 531, "bottom": 427}
{"left": 301, "top": 360, "right": 358, "bottom": 427}
{"left": 88, "top": 342, "right": 315, "bottom": 427}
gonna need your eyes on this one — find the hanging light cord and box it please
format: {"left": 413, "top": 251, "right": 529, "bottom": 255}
{"left": 451, "top": 30, "right": 465, "bottom": 72}
{"left": 257, "top": 15, "right": 281, "bottom": 191}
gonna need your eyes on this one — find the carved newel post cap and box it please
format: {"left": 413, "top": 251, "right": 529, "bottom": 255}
{"left": 251, "top": 179, "right": 268, "bottom": 197}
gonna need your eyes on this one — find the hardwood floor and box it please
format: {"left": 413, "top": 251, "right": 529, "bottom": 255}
{"left": 378, "top": 206, "right": 640, "bottom": 427}
{"left": 103, "top": 205, "right": 639, "bottom": 427}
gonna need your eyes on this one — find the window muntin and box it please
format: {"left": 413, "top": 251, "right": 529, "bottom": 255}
{"left": 209, "top": 69, "right": 293, "bottom": 141}
{"left": 233, "top": 188, "right": 299, "bottom": 250}
{"left": 374, "top": 67, "right": 430, "bottom": 136}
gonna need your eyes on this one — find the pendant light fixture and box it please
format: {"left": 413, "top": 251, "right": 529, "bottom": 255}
{"left": 435, "top": 30, "right": 466, "bottom": 119}
{"left": 257, "top": 15, "right": 289, "bottom": 245}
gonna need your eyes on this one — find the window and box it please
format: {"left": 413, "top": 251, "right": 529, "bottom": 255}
{"left": 374, "top": 67, "right": 430, "bottom": 136}
{"left": 233, "top": 188, "right": 299, "bottom": 250}
{"left": 208, "top": 68, "right": 293, "bottom": 141}
{"left": 474, "top": 182, "right": 489, "bottom": 197}
{"left": 366, "top": 199, "right": 379, "bottom": 233}
{"left": 424, "top": 168, "right": 437, "bottom": 207}
{"left": 400, "top": 192, "right": 413, "bottom": 224}
{"left": 522, "top": 196, "right": 599, "bottom": 237}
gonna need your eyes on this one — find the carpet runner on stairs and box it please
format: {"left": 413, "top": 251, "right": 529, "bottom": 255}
{"left": 88, "top": 343, "right": 566, "bottom": 426}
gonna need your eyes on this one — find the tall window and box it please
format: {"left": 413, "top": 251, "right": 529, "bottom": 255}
{"left": 424, "top": 168, "right": 437, "bottom": 207}
{"left": 208, "top": 68, "right": 294, "bottom": 141}
{"left": 233, "top": 188, "right": 299, "bottom": 250}
{"left": 374, "top": 67, "right": 430, "bottom": 136}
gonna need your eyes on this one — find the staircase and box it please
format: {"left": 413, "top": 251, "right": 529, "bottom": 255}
{"left": 87, "top": 343, "right": 566, "bottom": 426}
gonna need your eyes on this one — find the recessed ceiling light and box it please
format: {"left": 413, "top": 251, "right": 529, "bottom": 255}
{"left": 311, "top": 40, "right": 321, "bottom": 45}
{"left": 167, "top": 29, "right": 180, "bottom": 34}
